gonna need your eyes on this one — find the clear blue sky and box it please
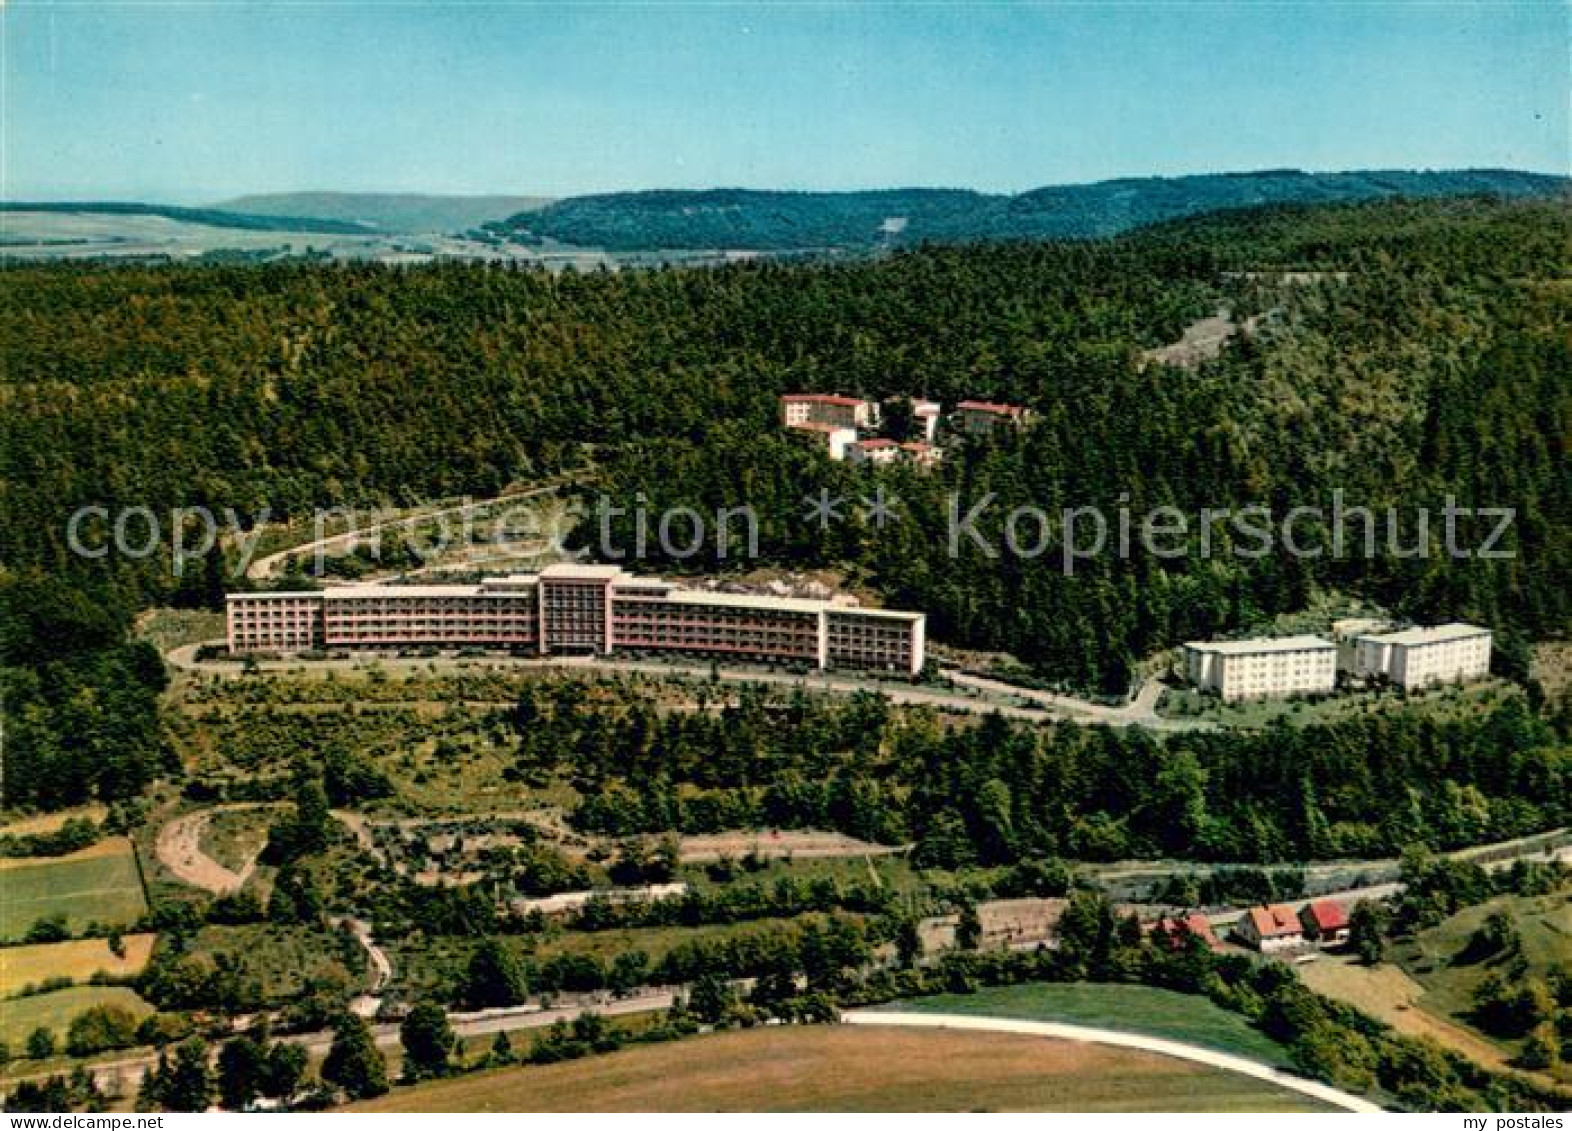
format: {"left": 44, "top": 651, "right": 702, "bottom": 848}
{"left": 3, "top": 2, "right": 1565, "bottom": 203}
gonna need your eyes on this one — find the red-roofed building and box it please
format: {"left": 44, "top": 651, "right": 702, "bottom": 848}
{"left": 1148, "top": 912, "right": 1221, "bottom": 952}
{"left": 1300, "top": 900, "right": 1351, "bottom": 948}
{"left": 1236, "top": 903, "right": 1306, "bottom": 953}
{"left": 848, "top": 437, "right": 900, "bottom": 465}
{"left": 957, "top": 400, "right": 1035, "bottom": 437}
{"left": 899, "top": 441, "right": 942, "bottom": 468}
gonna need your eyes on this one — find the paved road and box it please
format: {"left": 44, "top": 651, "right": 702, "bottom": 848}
{"left": 843, "top": 1010, "right": 1384, "bottom": 1113}
{"left": 947, "top": 670, "right": 1197, "bottom": 729}
{"left": 166, "top": 643, "right": 1190, "bottom": 729}
{"left": 1205, "top": 837, "right": 1572, "bottom": 930}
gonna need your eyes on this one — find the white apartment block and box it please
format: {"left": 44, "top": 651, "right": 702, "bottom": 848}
{"left": 1183, "top": 635, "right": 1337, "bottom": 701}
{"left": 228, "top": 565, "right": 926, "bottom": 676}
{"left": 1349, "top": 623, "right": 1492, "bottom": 690}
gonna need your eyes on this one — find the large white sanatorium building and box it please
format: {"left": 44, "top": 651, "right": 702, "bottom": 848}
{"left": 227, "top": 565, "right": 926, "bottom": 676}
{"left": 1348, "top": 623, "right": 1492, "bottom": 690}
{"left": 1182, "top": 635, "right": 1337, "bottom": 701}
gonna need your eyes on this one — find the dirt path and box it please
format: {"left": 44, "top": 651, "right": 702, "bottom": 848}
{"left": 844, "top": 1011, "right": 1383, "bottom": 1113}
{"left": 154, "top": 803, "right": 270, "bottom": 895}
{"left": 156, "top": 804, "right": 395, "bottom": 894}
{"left": 334, "top": 915, "right": 394, "bottom": 1018}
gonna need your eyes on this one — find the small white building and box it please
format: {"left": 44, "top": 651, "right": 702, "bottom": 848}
{"left": 911, "top": 399, "right": 942, "bottom": 443}
{"left": 1350, "top": 623, "right": 1492, "bottom": 690}
{"left": 1183, "top": 635, "right": 1336, "bottom": 701}
{"left": 788, "top": 421, "right": 859, "bottom": 461}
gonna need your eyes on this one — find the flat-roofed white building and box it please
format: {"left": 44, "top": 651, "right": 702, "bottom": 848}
{"left": 1349, "top": 623, "right": 1492, "bottom": 690}
{"left": 228, "top": 565, "right": 926, "bottom": 676}
{"left": 911, "top": 399, "right": 942, "bottom": 442}
{"left": 1183, "top": 635, "right": 1336, "bottom": 701}
{"left": 786, "top": 421, "right": 858, "bottom": 461}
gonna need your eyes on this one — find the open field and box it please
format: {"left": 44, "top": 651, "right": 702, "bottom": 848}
{"left": 198, "top": 807, "right": 274, "bottom": 875}
{"left": 0, "top": 805, "right": 108, "bottom": 840}
{"left": 349, "top": 1025, "right": 1336, "bottom": 1112}
{"left": 0, "top": 986, "right": 154, "bottom": 1051}
{"left": 1298, "top": 955, "right": 1530, "bottom": 1079}
{"left": 1390, "top": 891, "right": 1571, "bottom": 1071}
{"left": 133, "top": 608, "right": 226, "bottom": 654}
{"left": 894, "top": 983, "right": 1293, "bottom": 1068}
{"left": 0, "top": 935, "right": 157, "bottom": 997}
{"left": 0, "top": 840, "right": 148, "bottom": 939}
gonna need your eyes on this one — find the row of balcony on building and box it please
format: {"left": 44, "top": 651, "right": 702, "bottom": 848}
{"left": 227, "top": 564, "right": 925, "bottom": 676}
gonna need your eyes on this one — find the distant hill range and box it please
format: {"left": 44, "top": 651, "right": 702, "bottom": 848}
{"left": 482, "top": 168, "right": 1567, "bottom": 251}
{"left": 216, "top": 192, "right": 554, "bottom": 234}
{"left": 4, "top": 170, "right": 1563, "bottom": 260}
{"left": 0, "top": 200, "right": 376, "bottom": 235}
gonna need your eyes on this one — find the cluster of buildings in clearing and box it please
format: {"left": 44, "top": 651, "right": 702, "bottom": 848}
{"left": 226, "top": 564, "right": 926, "bottom": 675}
{"left": 1234, "top": 900, "right": 1351, "bottom": 954}
{"left": 1182, "top": 619, "right": 1492, "bottom": 702}
{"left": 780, "top": 393, "right": 1033, "bottom": 464}
{"left": 1151, "top": 899, "right": 1352, "bottom": 956}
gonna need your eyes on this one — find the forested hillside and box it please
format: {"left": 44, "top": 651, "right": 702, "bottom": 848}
{"left": 1, "top": 195, "right": 1567, "bottom": 807}
{"left": 485, "top": 169, "right": 1565, "bottom": 250}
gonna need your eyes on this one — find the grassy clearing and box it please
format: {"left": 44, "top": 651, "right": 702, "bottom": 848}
{"left": 894, "top": 983, "right": 1293, "bottom": 1068}
{"left": 349, "top": 1025, "right": 1335, "bottom": 1112}
{"left": 0, "top": 935, "right": 157, "bottom": 997}
{"left": 0, "top": 840, "right": 148, "bottom": 940}
{"left": 0, "top": 805, "right": 108, "bottom": 840}
{"left": 185, "top": 923, "right": 366, "bottom": 1005}
{"left": 1298, "top": 955, "right": 1526, "bottom": 1078}
{"left": 1159, "top": 679, "right": 1522, "bottom": 730}
{"left": 197, "top": 808, "right": 273, "bottom": 874}
{"left": 0, "top": 986, "right": 154, "bottom": 1051}
{"left": 1390, "top": 891, "right": 1571, "bottom": 1064}
{"left": 134, "top": 608, "right": 226, "bottom": 653}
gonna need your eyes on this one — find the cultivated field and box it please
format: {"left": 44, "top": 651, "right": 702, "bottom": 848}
{"left": 895, "top": 983, "right": 1294, "bottom": 1067}
{"left": 349, "top": 1025, "right": 1336, "bottom": 1112}
{"left": 0, "top": 840, "right": 148, "bottom": 939}
{"left": 0, "top": 986, "right": 154, "bottom": 1051}
{"left": 0, "top": 935, "right": 157, "bottom": 997}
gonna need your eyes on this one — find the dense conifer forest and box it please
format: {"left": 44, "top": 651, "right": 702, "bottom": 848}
{"left": 1, "top": 194, "right": 1567, "bottom": 809}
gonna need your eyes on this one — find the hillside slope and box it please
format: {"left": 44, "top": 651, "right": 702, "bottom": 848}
{"left": 217, "top": 192, "right": 554, "bottom": 234}
{"left": 486, "top": 169, "right": 1565, "bottom": 250}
